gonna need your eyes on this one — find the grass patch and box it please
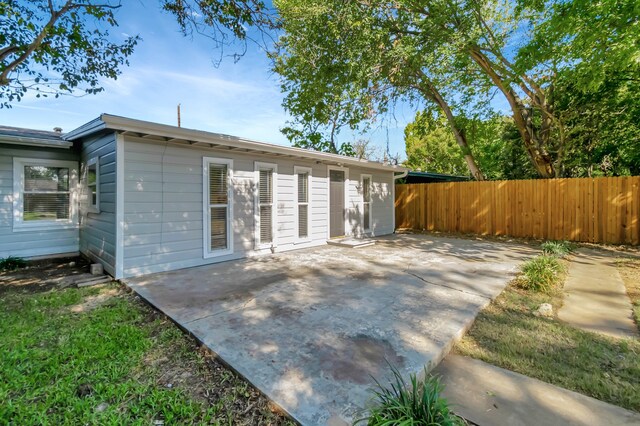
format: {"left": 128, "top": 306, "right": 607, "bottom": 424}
{"left": 0, "top": 283, "right": 292, "bottom": 425}
{"left": 357, "top": 366, "right": 465, "bottom": 426}
{"left": 516, "top": 255, "right": 566, "bottom": 293}
{"left": 455, "top": 277, "right": 640, "bottom": 412}
{"left": 541, "top": 241, "right": 575, "bottom": 258}
{"left": 617, "top": 257, "right": 640, "bottom": 333}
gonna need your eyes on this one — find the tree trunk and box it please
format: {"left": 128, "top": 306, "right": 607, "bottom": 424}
{"left": 418, "top": 79, "right": 485, "bottom": 181}
{"left": 468, "top": 48, "right": 556, "bottom": 178}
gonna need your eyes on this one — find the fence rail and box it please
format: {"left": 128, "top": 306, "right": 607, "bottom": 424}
{"left": 395, "top": 177, "right": 640, "bottom": 245}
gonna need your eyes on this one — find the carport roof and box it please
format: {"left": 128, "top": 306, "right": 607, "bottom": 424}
{"left": 65, "top": 113, "right": 408, "bottom": 172}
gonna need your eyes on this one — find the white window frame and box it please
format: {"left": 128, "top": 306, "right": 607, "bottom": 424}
{"left": 12, "top": 157, "right": 79, "bottom": 232}
{"left": 294, "top": 166, "right": 312, "bottom": 243}
{"left": 326, "top": 165, "right": 350, "bottom": 239}
{"left": 254, "top": 161, "right": 278, "bottom": 250}
{"left": 361, "top": 174, "right": 373, "bottom": 233}
{"left": 203, "top": 157, "right": 234, "bottom": 258}
{"left": 86, "top": 157, "right": 100, "bottom": 213}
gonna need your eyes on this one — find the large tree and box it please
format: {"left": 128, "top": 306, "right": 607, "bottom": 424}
{"left": 273, "top": 0, "right": 638, "bottom": 179}
{"left": 273, "top": 0, "right": 487, "bottom": 179}
{"left": 0, "top": 0, "right": 139, "bottom": 107}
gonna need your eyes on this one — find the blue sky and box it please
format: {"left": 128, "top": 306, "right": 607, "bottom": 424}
{"left": 2, "top": 1, "right": 411, "bottom": 160}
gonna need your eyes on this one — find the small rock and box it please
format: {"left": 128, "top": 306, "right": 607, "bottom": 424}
{"left": 534, "top": 303, "right": 554, "bottom": 318}
{"left": 166, "top": 383, "right": 173, "bottom": 389}
{"left": 69, "top": 261, "right": 76, "bottom": 267}
{"left": 95, "top": 402, "right": 109, "bottom": 413}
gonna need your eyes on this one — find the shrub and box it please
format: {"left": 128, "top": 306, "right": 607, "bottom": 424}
{"left": 517, "top": 255, "right": 566, "bottom": 292}
{"left": 357, "top": 365, "right": 465, "bottom": 426}
{"left": 541, "top": 241, "right": 575, "bottom": 258}
{"left": 0, "top": 256, "right": 27, "bottom": 271}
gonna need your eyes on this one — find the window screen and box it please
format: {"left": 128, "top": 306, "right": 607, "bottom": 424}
{"left": 23, "top": 166, "right": 70, "bottom": 221}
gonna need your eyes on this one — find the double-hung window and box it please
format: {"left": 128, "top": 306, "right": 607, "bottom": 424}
{"left": 13, "top": 158, "right": 78, "bottom": 231}
{"left": 295, "top": 166, "right": 311, "bottom": 241}
{"left": 255, "top": 162, "right": 277, "bottom": 248}
{"left": 362, "top": 174, "right": 372, "bottom": 232}
{"left": 204, "top": 157, "right": 233, "bottom": 257}
{"left": 86, "top": 157, "right": 99, "bottom": 212}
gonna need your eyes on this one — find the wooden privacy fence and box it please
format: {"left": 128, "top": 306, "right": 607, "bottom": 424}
{"left": 395, "top": 177, "right": 640, "bottom": 245}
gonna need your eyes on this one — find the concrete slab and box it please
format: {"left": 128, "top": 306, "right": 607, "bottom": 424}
{"left": 558, "top": 249, "right": 638, "bottom": 339}
{"left": 126, "top": 234, "right": 535, "bottom": 425}
{"left": 435, "top": 355, "right": 640, "bottom": 426}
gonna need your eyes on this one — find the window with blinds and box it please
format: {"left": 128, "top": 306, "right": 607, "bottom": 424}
{"left": 23, "top": 165, "right": 71, "bottom": 221}
{"left": 362, "top": 176, "right": 371, "bottom": 231}
{"left": 297, "top": 171, "right": 309, "bottom": 239}
{"left": 258, "top": 168, "right": 273, "bottom": 244}
{"left": 206, "top": 161, "right": 231, "bottom": 254}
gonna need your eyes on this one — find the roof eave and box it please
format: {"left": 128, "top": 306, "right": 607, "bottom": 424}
{"left": 0, "top": 136, "right": 72, "bottom": 149}
{"left": 94, "top": 114, "right": 406, "bottom": 172}
{"left": 63, "top": 117, "right": 107, "bottom": 141}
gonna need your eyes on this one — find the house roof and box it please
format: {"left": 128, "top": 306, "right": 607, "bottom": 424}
{"left": 0, "top": 125, "right": 72, "bottom": 148}
{"left": 405, "top": 171, "right": 470, "bottom": 182}
{"left": 65, "top": 114, "right": 407, "bottom": 173}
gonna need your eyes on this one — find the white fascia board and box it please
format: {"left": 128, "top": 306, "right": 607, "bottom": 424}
{"left": 98, "top": 114, "right": 408, "bottom": 173}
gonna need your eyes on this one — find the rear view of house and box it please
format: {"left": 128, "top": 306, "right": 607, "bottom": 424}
{"left": 1, "top": 115, "right": 406, "bottom": 278}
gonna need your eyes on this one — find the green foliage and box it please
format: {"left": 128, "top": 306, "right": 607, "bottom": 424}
{"left": 404, "top": 111, "right": 537, "bottom": 180}
{"left": 357, "top": 365, "right": 464, "bottom": 426}
{"left": 517, "top": 255, "right": 566, "bottom": 293}
{"left": 0, "top": 1, "right": 139, "bottom": 107}
{"left": 404, "top": 111, "right": 468, "bottom": 175}
{"left": 541, "top": 241, "right": 575, "bottom": 258}
{"left": 272, "top": 0, "right": 638, "bottom": 177}
{"left": 550, "top": 69, "right": 640, "bottom": 177}
{"left": 0, "top": 256, "right": 27, "bottom": 271}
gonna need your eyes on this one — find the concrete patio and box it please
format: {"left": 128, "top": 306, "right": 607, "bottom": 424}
{"left": 125, "top": 234, "right": 535, "bottom": 425}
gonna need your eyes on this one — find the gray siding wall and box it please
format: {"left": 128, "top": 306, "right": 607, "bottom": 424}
{"left": 122, "top": 137, "right": 394, "bottom": 277}
{"left": 78, "top": 132, "right": 117, "bottom": 275}
{"left": 0, "top": 144, "right": 79, "bottom": 258}
{"left": 347, "top": 167, "right": 395, "bottom": 237}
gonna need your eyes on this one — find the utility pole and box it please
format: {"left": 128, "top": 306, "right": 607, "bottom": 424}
{"left": 177, "top": 103, "right": 181, "bottom": 127}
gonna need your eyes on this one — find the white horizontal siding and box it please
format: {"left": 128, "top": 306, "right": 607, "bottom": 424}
{"left": 121, "top": 137, "right": 392, "bottom": 277}
{"left": 78, "top": 132, "right": 117, "bottom": 275}
{"left": 0, "top": 144, "right": 79, "bottom": 259}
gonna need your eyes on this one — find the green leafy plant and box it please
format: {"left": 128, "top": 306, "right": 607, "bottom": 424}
{"left": 357, "top": 365, "right": 465, "bottom": 426}
{"left": 0, "top": 256, "right": 27, "bottom": 271}
{"left": 541, "top": 241, "right": 575, "bottom": 258}
{"left": 517, "top": 255, "right": 566, "bottom": 292}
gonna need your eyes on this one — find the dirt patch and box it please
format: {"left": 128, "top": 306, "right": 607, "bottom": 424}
{"left": 69, "top": 287, "right": 120, "bottom": 313}
{"left": 617, "top": 257, "right": 640, "bottom": 332}
{"left": 0, "top": 256, "right": 92, "bottom": 295}
{"left": 132, "top": 299, "right": 294, "bottom": 425}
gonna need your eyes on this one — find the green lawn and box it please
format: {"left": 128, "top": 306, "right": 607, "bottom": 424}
{"left": 455, "top": 275, "right": 640, "bottom": 412}
{"left": 0, "top": 282, "right": 292, "bottom": 425}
